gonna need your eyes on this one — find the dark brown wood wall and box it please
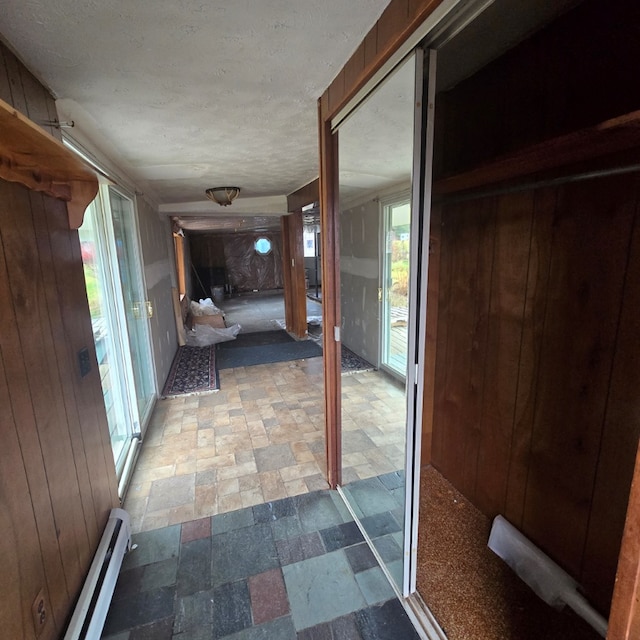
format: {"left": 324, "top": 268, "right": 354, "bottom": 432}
{"left": 428, "top": 0, "right": 640, "bottom": 616}
{"left": 0, "top": 43, "right": 118, "bottom": 640}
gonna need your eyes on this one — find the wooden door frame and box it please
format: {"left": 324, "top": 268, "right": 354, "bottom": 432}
{"left": 280, "top": 211, "right": 308, "bottom": 339}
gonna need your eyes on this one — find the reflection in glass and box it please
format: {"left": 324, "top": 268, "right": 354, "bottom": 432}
{"left": 79, "top": 201, "right": 132, "bottom": 472}
{"left": 337, "top": 53, "right": 416, "bottom": 591}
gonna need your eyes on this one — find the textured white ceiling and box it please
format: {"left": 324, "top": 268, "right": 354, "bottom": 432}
{"left": 0, "top": 0, "right": 389, "bottom": 211}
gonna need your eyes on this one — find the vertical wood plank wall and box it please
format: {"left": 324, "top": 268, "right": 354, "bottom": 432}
{"left": 427, "top": 0, "right": 640, "bottom": 615}
{"left": 0, "top": 43, "right": 118, "bottom": 640}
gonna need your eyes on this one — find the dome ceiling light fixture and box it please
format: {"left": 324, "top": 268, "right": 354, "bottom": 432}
{"left": 205, "top": 186, "right": 241, "bottom": 206}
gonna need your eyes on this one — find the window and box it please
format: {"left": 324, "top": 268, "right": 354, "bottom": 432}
{"left": 255, "top": 237, "right": 272, "bottom": 255}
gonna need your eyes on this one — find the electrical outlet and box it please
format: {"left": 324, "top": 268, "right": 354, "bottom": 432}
{"left": 31, "top": 589, "right": 48, "bottom": 637}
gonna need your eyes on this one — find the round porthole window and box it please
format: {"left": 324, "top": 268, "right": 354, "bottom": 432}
{"left": 255, "top": 237, "right": 272, "bottom": 255}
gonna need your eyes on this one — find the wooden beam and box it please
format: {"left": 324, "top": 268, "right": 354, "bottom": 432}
{"left": 433, "top": 110, "right": 640, "bottom": 197}
{"left": 287, "top": 178, "right": 319, "bottom": 212}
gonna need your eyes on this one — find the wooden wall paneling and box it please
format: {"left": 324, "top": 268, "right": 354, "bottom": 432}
{"left": 522, "top": 175, "right": 635, "bottom": 576}
{"left": 343, "top": 42, "right": 366, "bottom": 99}
{"left": 376, "top": 0, "right": 410, "bottom": 58}
{"left": 0, "top": 180, "right": 68, "bottom": 627}
{"left": 503, "top": 187, "right": 555, "bottom": 530}
{"left": 0, "top": 45, "right": 13, "bottom": 104}
{"left": 581, "top": 177, "right": 640, "bottom": 614}
{"left": 431, "top": 198, "right": 494, "bottom": 498}
{"left": 48, "top": 194, "right": 119, "bottom": 513}
{"left": 19, "top": 63, "right": 56, "bottom": 138}
{"left": 2, "top": 46, "right": 28, "bottom": 114}
{"left": 430, "top": 202, "right": 452, "bottom": 474}
{"left": 474, "top": 191, "right": 533, "bottom": 517}
{"left": 460, "top": 197, "right": 495, "bottom": 502}
{"left": 363, "top": 26, "right": 378, "bottom": 70}
{"left": 0, "top": 355, "right": 57, "bottom": 640}
{"left": 420, "top": 203, "right": 441, "bottom": 467}
{"left": 2, "top": 182, "right": 89, "bottom": 610}
{"left": 31, "top": 191, "right": 99, "bottom": 551}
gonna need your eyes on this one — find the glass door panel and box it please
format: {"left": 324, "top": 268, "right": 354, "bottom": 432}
{"left": 381, "top": 200, "right": 411, "bottom": 378}
{"left": 108, "top": 188, "right": 156, "bottom": 425}
{"left": 337, "top": 52, "right": 417, "bottom": 592}
{"left": 79, "top": 199, "right": 136, "bottom": 474}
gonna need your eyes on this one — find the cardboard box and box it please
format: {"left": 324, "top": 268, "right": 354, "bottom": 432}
{"left": 191, "top": 314, "right": 226, "bottom": 329}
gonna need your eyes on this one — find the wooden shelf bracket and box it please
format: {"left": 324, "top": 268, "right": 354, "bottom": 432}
{"left": 0, "top": 98, "right": 98, "bottom": 228}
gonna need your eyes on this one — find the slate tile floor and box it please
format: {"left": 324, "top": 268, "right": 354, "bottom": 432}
{"left": 102, "top": 490, "right": 420, "bottom": 640}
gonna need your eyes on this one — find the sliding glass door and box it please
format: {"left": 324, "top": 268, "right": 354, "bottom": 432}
{"left": 381, "top": 198, "right": 411, "bottom": 378}
{"left": 79, "top": 185, "right": 155, "bottom": 480}
{"left": 337, "top": 52, "right": 419, "bottom": 594}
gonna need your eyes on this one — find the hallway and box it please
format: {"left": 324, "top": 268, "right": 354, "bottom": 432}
{"left": 124, "top": 291, "right": 405, "bottom": 534}
{"left": 106, "top": 292, "right": 417, "bottom": 639}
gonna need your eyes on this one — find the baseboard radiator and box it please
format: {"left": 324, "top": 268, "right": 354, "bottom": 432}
{"left": 64, "top": 508, "right": 132, "bottom": 640}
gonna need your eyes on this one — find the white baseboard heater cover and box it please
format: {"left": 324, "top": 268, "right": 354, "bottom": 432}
{"left": 488, "top": 515, "right": 608, "bottom": 637}
{"left": 64, "top": 508, "right": 131, "bottom": 640}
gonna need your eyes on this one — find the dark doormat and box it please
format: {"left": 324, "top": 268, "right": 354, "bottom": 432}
{"left": 341, "top": 345, "right": 375, "bottom": 375}
{"left": 216, "top": 330, "right": 323, "bottom": 369}
{"left": 162, "top": 345, "right": 219, "bottom": 397}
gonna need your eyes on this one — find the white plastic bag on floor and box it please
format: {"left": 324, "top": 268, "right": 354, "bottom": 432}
{"left": 190, "top": 297, "right": 223, "bottom": 316}
{"left": 186, "top": 323, "right": 241, "bottom": 346}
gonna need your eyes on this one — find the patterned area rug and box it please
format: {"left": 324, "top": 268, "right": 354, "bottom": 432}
{"left": 162, "top": 345, "right": 219, "bottom": 397}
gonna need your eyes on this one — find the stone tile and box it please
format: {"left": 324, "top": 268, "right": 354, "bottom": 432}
{"left": 220, "top": 616, "right": 297, "bottom": 639}
{"left": 360, "top": 512, "right": 401, "bottom": 538}
{"left": 141, "top": 558, "right": 178, "bottom": 592}
{"left": 294, "top": 492, "right": 346, "bottom": 533}
{"left": 210, "top": 506, "right": 251, "bottom": 532}
{"left": 248, "top": 568, "right": 289, "bottom": 624}
{"left": 296, "top": 622, "right": 332, "bottom": 640}
{"left": 128, "top": 616, "right": 173, "bottom": 640}
{"left": 122, "top": 525, "right": 181, "bottom": 570}
{"left": 355, "top": 567, "right": 395, "bottom": 605}
{"left": 344, "top": 542, "right": 378, "bottom": 574}
{"left": 112, "top": 566, "right": 144, "bottom": 601}
{"left": 254, "top": 443, "right": 297, "bottom": 472}
{"left": 212, "top": 580, "right": 252, "bottom": 639}
{"left": 181, "top": 517, "right": 212, "bottom": 544}
{"left": 253, "top": 496, "right": 296, "bottom": 523}
{"left": 147, "top": 474, "right": 195, "bottom": 512}
{"left": 103, "top": 586, "right": 176, "bottom": 636}
{"left": 195, "top": 469, "right": 217, "bottom": 486}
{"left": 173, "top": 589, "right": 214, "bottom": 634}
{"left": 372, "top": 535, "right": 403, "bottom": 564}
{"left": 218, "top": 492, "right": 244, "bottom": 512}
{"left": 330, "top": 613, "right": 363, "bottom": 639}
{"left": 275, "top": 532, "right": 325, "bottom": 566}
{"left": 177, "top": 538, "right": 212, "bottom": 596}
{"left": 283, "top": 478, "right": 308, "bottom": 497}
{"left": 211, "top": 522, "right": 279, "bottom": 586}
{"left": 282, "top": 550, "right": 367, "bottom": 630}
{"left": 218, "top": 477, "right": 240, "bottom": 496}
{"left": 355, "top": 599, "right": 420, "bottom": 640}
{"left": 319, "top": 521, "right": 364, "bottom": 552}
